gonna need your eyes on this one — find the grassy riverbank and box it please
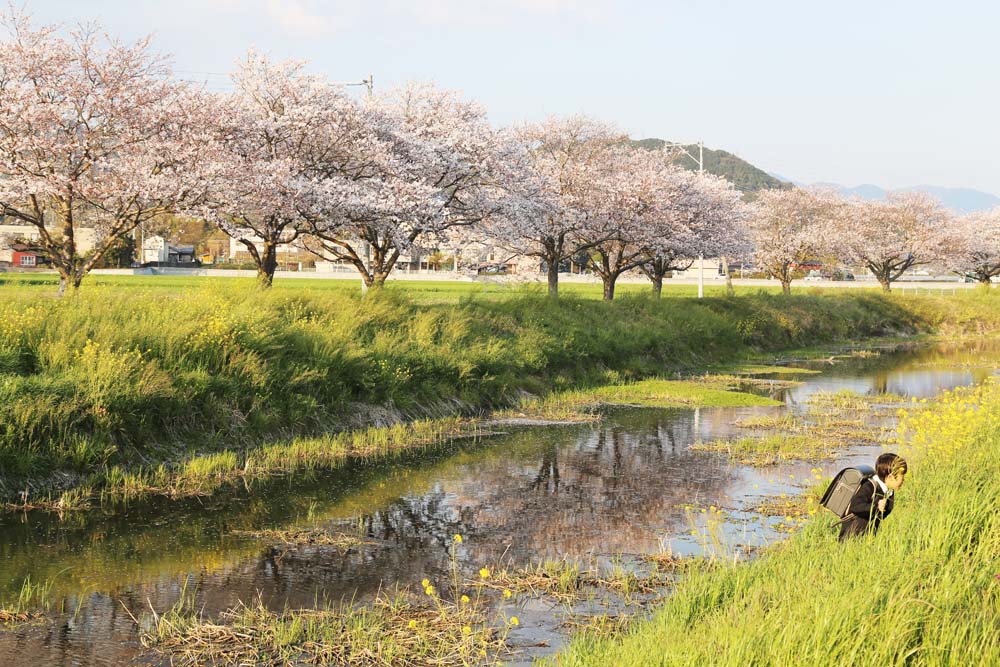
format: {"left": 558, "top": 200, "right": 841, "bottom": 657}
{"left": 1, "top": 280, "right": 998, "bottom": 503}
{"left": 547, "top": 380, "right": 1000, "bottom": 667}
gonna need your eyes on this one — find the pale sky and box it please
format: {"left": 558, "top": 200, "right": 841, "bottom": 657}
{"left": 23, "top": 0, "right": 1000, "bottom": 193}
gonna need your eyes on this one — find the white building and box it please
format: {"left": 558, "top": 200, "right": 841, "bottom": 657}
{"left": 142, "top": 234, "right": 170, "bottom": 264}
{"left": 140, "top": 234, "right": 198, "bottom": 265}
{"left": 228, "top": 235, "right": 301, "bottom": 261}
{"left": 0, "top": 223, "right": 98, "bottom": 263}
{"left": 670, "top": 257, "right": 726, "bottom": 279}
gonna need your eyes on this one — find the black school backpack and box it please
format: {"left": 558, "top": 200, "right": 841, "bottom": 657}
{"left": 819, "top": 464, "right": 876, "bottom": 519}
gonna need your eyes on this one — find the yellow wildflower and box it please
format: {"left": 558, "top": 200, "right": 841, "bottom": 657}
{"left": 479, "top": 567, "right": 490, "bottom": 579}
{"left": 509, "top": 616, "right": 520, "bottom": 626}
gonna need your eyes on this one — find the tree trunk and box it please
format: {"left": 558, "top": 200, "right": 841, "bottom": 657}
{"left": 651, "top": 273, "right": 663, "bottom": 299}
{"left": 55, "top": 265, "right": 83, "bottom": 296}
{"left": 257, "top": 242, "right": 278, "bottom": 288}
{"left": 547, "top": 260, "right": 559, "bottom": 298}
{"left": 722, "top": 255, "right": 734, "bottom": 296}
{"left": 879, "top": 278, "right": 892, "bottom": 293}
{"left": 602, "top": 274, "right": 617, "bottom": 301}
{"left": 781, "top": 279, "right": 791, "bottom": 295}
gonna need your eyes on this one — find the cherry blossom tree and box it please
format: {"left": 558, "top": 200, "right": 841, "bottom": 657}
{"left": 577, "top": 146, "right": 670, "bottom": 300}
{"left": 632, "top": 168, "right": 699, "bottom": 297}
{"left": 949, "top": 208, "right": 1000, "bottom": 284}
{"left": 576, "top": 147, "right": 748, "bottom": 301}
{"left": 305, "top": 83, "right": 526, "bottom": 290}
{"left": 198, "top": 51, "right": 362, "bottom": 288}
{"left": 835, "top": 192, "right": 956, "bottom": 292}
{"left": 640, "top": 170, "right": 749, "bottom": 298}
{"left": 0, "top": 11, "right": 212, "bottom": 293}
{"left": 484, "top": 116, "right": 625, "bottom": 298}
{"left": 746, "top": 187, "right": 837, "bottom": 294}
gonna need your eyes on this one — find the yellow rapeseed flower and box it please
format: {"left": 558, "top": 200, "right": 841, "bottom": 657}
{"left": 425, "top": 585, "right": 435, "bottom": 596}
{"left": 408, "top": 620, "right": 418, "bottom": 629}
{"left": 461, "top": 595, "right": 470, "bottom": 604}
{"left": 509, "top": 616, "right": 520, "bottom": 626}
{"left": 421, "top": 578, "right": 430, "bottom": 588}
{"left": 503, "top": 589, "right": 513, "bottom": 599}
{"left": 453, "top": 534, "right": 463, "bottom": 543}
{"left": 462, "top": 626, "right": 472, "bottom": 635}
{"left": 479, "top": 567, "right": 490, "bottom": 579}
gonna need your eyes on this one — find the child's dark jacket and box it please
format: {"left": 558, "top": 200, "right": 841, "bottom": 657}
{"left": 838, "top": 476, "right": 894, "bottom": 540}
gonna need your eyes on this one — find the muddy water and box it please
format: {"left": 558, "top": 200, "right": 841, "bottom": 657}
{"left": 1, "top": 340, "right": 997, "bottom": 666}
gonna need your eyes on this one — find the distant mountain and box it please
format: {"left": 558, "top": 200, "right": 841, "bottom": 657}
{"left": 631, "top": 138, "right": 787, "bottom": 196}
{"left": 905, "top": 186, "right": 1000, "bottom": 213}
{"left": 807, "top": 182, "right": 1000, "bottom": 214}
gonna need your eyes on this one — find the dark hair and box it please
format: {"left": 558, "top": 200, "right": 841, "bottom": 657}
{"left": 876, "top": 452, "right": 907, "bottom": 480}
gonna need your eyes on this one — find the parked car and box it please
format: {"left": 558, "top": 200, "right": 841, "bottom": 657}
{"left": 832, "top": 269, "right": 855, "bottom": 281}
{"left": 804, "top": 270, "right": 826, "bottom": 282}
{"left": 476, "top": 263, "right": 508, "bottom": 275}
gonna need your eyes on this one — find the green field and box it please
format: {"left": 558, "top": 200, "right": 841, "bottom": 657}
{"left": 1, "top": 271, "right": 778, "bottom": 302}
{"left": 1, "top": 273, "right": 998, "bottom": 503}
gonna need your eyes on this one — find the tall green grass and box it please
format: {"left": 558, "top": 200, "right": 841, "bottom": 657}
{"left": 547, "top": 380, "right": 1000, "bottom": 667}
{"left": 1, "top": 281, "right": 997, "bottom": 493}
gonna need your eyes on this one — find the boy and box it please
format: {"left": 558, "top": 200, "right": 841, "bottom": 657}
{"left": 839, "top": 452, "right": 907, "bottom": 541}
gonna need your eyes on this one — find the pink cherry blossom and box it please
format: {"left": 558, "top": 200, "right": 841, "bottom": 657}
{"left": 833, "top": 192, "right": 956, "bottom": 292}
{"left": 0, "top": 10, "right": 215, "bottom": 293}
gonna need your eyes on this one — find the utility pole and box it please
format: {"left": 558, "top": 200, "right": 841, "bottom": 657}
{"left": 333, "top": 74, "right": 375, "bottom": 293}
{"left": 698, "top": 142, "right": 704, "bottom": 299}
{"left": 665, "top": 141, "right": 732, "bottom": 298}
{"left": 663, "top": 142, "right": 707, "bottom": 297}
{"left": 665, "top": 142, "right": 707, "bottom": 298}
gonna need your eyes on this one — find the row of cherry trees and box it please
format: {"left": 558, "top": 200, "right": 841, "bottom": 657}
{"left": 0, "top": 12, "right": 749, "bottom": 298}
{"left": 747, "top": 187, "right": 1000, "bottom": 293}
{"left": 1, "top": 12, "right": 996, "bottom": 298}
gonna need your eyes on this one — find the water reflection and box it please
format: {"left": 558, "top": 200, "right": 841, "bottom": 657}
{"left": 2, "top": 339, "right": 999, "bottom": 667}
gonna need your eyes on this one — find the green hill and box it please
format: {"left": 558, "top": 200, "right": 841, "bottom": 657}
{"left": 631, "top": 138, "right": 788, "bottom": 196}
